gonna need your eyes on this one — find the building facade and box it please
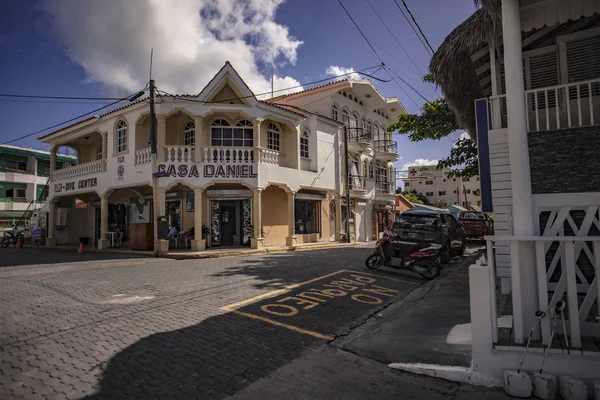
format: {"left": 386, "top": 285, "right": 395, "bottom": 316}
{"left": 402, "top": 165, "right": 481, "bottom": 208}
{"left": 39, "top": 63, "right": 344, "bottom": 251}
{"left": 269, "top": 79, "right": 404, "bottom": 241}
{"left": 0, "top": 145, "right": 75, "bottom": 231}
{"left": 432, "top": 0, "right": 600, "bottom": 389}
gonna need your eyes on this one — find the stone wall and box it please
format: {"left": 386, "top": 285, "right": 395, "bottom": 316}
{"left": 529, "top": 126, "right": 600, "bottom": 194}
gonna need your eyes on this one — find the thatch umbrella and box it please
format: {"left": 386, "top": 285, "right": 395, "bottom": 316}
{"left": 429, "top": 0, "right": 501, "bottom": 136}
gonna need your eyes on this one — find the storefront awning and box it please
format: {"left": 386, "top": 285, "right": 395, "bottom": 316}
{"left": 296, "top": 193, "right": 326, "bottom": 201}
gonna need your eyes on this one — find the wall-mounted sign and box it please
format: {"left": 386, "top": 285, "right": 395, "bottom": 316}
{"left": 203, "top": 164, "right": 257, "bottom": 178}
{"left": 156, "top": 163, "right": 258, "bottom": 179}
{"left": 407, "top": 165, "right": 438, "bottom": 178}
{"left": 54, "top": 178, "right": 97, "bottom": 193}
{"left": 117, "top": 165, "right": 124, "bottom": 180}
{"left": 117, "top": 156, "right": 125, "bottom": 163}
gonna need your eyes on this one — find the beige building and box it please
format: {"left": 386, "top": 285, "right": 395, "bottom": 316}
{"left": 269, "top": 79, "right": 405, "bottom": 241}
{"left": 38, "top": 63, "right": 345, "bottom": 251}
{"left": 402, "top": 165, "right": 481, "bottom": 208}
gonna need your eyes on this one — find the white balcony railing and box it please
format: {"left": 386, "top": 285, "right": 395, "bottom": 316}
{"left": 203, "top": 147, "right": 255, "bottom": 164}
{"left": 486, "top": 78, "right": 600, "bottom": 132}
{"left": 165, "top": 146, "right": 194, "bottom": 163}
{"left": 51, "top": 159, "right": 106, "bottom": 181}
{"left": 135, "top": 148, "right": 151, "bottom": 166}
{"left": 483, "top": 235, "right": 600, "bottom": 349}
{"left": 259, "top": 148, "right": 280, "bottom": 165}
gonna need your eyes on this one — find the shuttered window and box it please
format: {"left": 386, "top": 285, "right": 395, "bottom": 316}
{"left": 565, "top": 34, "right": 600, "bottom": 98}
{"left": 527, "top": 51, "right": 559, "bottom": 108}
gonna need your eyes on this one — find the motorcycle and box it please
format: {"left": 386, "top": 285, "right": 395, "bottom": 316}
{"left": 1, "top": 229, "right": 23, "bottom": 248}
{"left": 365, "top": 228, "right": 442, "bottom": 279}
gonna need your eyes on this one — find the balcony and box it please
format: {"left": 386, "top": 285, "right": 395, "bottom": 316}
{"left": 346, "top": 127, "right": 373, "bottom": 154}
{"left": 50, "top": 159, "right": 106, "bottom": 182}
{"left": 374, "top": 140, "right": 399, "bottom": 162}
{"left": 375, "top": 181, "right": 395, "bottom": 197}
{"left": 348, "top": 175, "right": 367, "bottom": 196}
{"left": 486, "top": 78, "right": 600, "bottom": 132}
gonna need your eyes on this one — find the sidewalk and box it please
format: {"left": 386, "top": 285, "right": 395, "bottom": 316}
{"left": 230, "top": 251, "right": 512, "bottom": 399}
{"left": 48, "top": 241, "right": 359, "bottom": 259}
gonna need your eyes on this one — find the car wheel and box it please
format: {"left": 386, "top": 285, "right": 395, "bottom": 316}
{"left": 440, "top": 241, "right": 451, "bottom": 264}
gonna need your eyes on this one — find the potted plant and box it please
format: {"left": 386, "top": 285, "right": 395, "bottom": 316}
{"left": 201, "top": 225, "right": 210, "bottom": 240}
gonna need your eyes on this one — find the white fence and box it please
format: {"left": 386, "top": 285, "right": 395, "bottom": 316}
{"left": 165, "top": 146, "right": 195, "bottom": 163}
{"left": 135, "top": 148, "right": 151, "bottom": 166}
{"left": 486, "top": 78, "right": 600, "bottom": 132}
{"left": 483, "top": 235, "right": 600, "bottom": 349}
{"left": 50, "top": 160, "right": 106, "bottom": 181}
{"left": 202, "top": 147, "right": 256, "bottom": 164}
{"left": 259, "top": 148, "right": 280, "bottom": 166}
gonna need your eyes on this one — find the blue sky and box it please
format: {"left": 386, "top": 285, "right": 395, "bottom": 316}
{"left": 0, "top": 0, "right": 476, "bottom": 179}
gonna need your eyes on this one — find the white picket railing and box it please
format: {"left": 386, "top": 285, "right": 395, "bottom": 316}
{"left": 50, "top": 159, "right": 106, "bottom": 181}
{"left": 203, "top": 147, "right": 255, "bottom": 164}
{"left": 165, "top": 146, "right": 194, "bottom": 163}
{"left": 486, "top": 78, "right": 600, "bottom": 132}
{"left": 484, "top": 235, "right": 600, "bottom": 350}
{"left": 259, "top": 148, "right": 280, "bottom": 165}
{"left": 135, "top": 148, "right": 151, "bottom": 166}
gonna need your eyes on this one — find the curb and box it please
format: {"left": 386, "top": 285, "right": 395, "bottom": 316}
{"left": 36, "top": 242, "right": 359, "bottom": 260}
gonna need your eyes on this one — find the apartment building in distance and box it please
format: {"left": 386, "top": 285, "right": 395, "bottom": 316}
{"left": 401, "top": 165, "right": 481, "bottom": 208}
{"left": 0, "top": 145, "right": 75, "bottom": 230}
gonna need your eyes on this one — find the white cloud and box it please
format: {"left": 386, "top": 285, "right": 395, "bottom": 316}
{"left": 42, "top": 0, "right": 303, "bottom": 98}
{"left": 325, "top": 66, "right": 360, "bottom": 80}
{"left": 399, "top": 158, "right": 439, "bottom": 178}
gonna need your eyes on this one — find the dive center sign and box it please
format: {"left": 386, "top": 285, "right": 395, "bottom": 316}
{"left": 54, "top": 177, "right": 98, "bottom": 193}
{"left": 157, "top": 163, "right": 257, "bottom": 179}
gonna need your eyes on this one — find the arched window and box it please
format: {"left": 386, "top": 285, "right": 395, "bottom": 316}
{"left": 300, "top": 131, "right": 309, "bottom": 158}
{"left": 361, "top": 117, "right": 367, "bottom": 131}
{"left": 96, "top": 144, "right": 103, "bottom": 160}
{"left": 342, "top": 109, "right": 350, "bottom": 126}
{"left": 210, "top": 119, "right": 253, "bottom": 147}
{"left": 362, "top": 158, "right": 368, "bottom": 178}
{"left": 332, "top": 105, "right": 339, "bottom": 121}
{"left": 115, "top": 119, "right": 128, "bottom": 153}
{"left": 183, "top": 120, "right": 195, "bottom": 146}
{"left": 368, "top": 160, "right": 374, "bottom": 179}
{"left": 267, "top": 122, "right": 280, "bottom": 151}
{"left": 367, "top": 121, "right": 372, "bottom": 139}
{"left": 351, "top": 113, "right": 360, "bottom": 128}
{"left": 373, "top": 123, "right": 381, "bottom": 142}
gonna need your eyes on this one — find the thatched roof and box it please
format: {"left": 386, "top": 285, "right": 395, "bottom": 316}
{"left": 429, "top": 0, "right": 501, "bottom": 135}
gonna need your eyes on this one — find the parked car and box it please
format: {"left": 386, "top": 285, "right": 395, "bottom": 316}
{"left": 392, "top": 209, "right": 466, "bottom": 264}
{"left": 457, "top": 211, "right": 493, "bottom": 240}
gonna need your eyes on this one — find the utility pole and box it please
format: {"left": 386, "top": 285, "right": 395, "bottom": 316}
{"left": 463, "top": 184, "right": 468, "bottom": 209}
{"left": 149, "top": 76, "right": 159, "bottom": 257}
{"left": 343, "top": 125, "right": 351, "bottom": 242}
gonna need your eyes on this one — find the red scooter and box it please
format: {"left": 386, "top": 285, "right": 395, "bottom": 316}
{"left": 365, "top": 228, "right": 442, "bottom": 279}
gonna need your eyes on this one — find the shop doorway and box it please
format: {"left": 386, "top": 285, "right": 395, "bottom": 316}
{"left": 210, "top": 198, "right": 251, "bottom": 247}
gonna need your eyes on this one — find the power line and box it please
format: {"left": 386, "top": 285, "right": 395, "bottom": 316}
{"left": 2, "top": 87, "right": 148, "bottom": 145}
{"left": 398, "top": 0, "right": 435, "bottom": 54}
{"left": 392, "top": 0, "right": 433, "bottom": 55}
{"left": 0, "top": 93, "right": 129, "bottom": 101}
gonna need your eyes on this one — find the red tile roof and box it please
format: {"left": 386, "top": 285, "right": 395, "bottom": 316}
{"left": 265, "top": 102, "right": 342, "bottom": 125}
{"left": 268, "top": 79, "right": 350, "bottom": 101}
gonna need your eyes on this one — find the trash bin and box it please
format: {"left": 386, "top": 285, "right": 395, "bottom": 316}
{"left": 157, "top": 216, "right": 169, "bottom": 240}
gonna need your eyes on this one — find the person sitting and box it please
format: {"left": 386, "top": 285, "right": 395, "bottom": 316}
{"left": 167, "top": 223, "right": 178, "bottom": 239}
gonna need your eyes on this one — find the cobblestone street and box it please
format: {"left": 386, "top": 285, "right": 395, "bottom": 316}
{"left": 0, "top": 245, "right": 475, "bottom": 399}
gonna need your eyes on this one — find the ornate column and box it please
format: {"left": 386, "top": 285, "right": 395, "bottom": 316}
{"left": 101, "top": 132, "right": 108, "bottom": 159}
{"left": 46, "top": 198, "right": 56, "bottom": 246}
{"left": 157, "top": 115, "right": 167, "bottom": 162}
{"left": 251, "top": 188, "right": 263, "bottom": 249}
{"left": 193, "top": 116, "right": 203, "bottom": 162}
{"left": 191, "top": 188, "right": 205, "bottom": 251}
{"left": 98, "top": 192, "right": 110, "bottom": 249}
{"left": 285, "top": 191, "right": 297, "bottom": 246}
{"left": 502, "top": 0, "right": 537, "bottom": 344}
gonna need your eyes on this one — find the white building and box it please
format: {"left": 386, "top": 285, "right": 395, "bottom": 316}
{"left": 38, "top": 62, "right": 346, "bottom": 252}
{"left": 401, "top": 165, "right": 481, "bottom": 208}
{"left": 268, "top": 79, "right": 404, "bottom": 241}
{"left": 0, "top": 145, "right": 75, "bottom": 231}
{"left": 432, "top": 0, "right": 600, "bottom": 390}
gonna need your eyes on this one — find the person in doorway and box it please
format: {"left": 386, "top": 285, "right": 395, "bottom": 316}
{"left": 167, "top": 223, "right": 178, "bottom": 239}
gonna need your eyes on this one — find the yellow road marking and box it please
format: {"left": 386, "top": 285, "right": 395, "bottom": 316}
{"left": 345, "top": 270, "right": 419, "bottom": 285}
{"left": 220, "top": 270, "right": 347, "bottom": 310}
{"left": 224, "top": 307, "right": 334, "bottom": 341}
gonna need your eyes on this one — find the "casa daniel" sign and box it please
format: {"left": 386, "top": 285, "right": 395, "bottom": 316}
{"left": 157, "top": 163, "right": 257, "bottom": 179}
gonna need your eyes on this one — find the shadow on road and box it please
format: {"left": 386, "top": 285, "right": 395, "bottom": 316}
{"left": 0, "top": 247, "right": 145, "bottom": 268}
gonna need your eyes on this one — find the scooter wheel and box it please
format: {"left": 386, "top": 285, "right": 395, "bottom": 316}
{"left": 1, "top": 239, "right": 9, "bottom": 249}
{"left": 365, "top": 254, "right": 383, "bottom": 269}
{"left": 418, "top": 262, "right": 441, "bottom": 280}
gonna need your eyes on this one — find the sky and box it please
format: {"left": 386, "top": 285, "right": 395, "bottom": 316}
{"left": 0, "top": 0, "right": 476, "bottom": 187}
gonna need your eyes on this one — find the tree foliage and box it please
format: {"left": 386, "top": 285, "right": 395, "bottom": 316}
{"left": 387, "top": 75, "right": 479, "bottom": 178}
{"left": 402, "top": 191, "right": 424, "bottom": 205}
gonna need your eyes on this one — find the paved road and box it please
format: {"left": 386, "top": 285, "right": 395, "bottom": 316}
{"left": 0, "top": 244, "right": 478, "bottom": 399}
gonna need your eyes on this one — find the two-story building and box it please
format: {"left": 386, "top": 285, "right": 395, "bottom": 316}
{"left": 402, "top": 165, "right": 481, "bottom": 208}
{"left": 268, "top": 79, "right": 404, "bottom": 242}
{"left": 38, "top": 63, "right": 343, "bottom": 251}
{"left": 431, "top": 0, "right": 600, "bottom": 390}
{"left": 0, "top": 145, "right": 75, "bottom": 231}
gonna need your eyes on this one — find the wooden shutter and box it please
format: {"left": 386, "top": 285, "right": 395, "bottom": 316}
{"left": 566, "top": 34, "right": 600, "bottom": 98}
{"left": 528, "top": 51, "right": 559, "bottom": 108}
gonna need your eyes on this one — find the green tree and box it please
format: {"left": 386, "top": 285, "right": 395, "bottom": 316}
{"left": 402, "top": 191, "right": 424, "bottom": 205}
{"left": 473, "top": 188, "right": 481, "bottom": 197}
{"left": 388, "top": 75, "right": 478, "bottom": 178}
